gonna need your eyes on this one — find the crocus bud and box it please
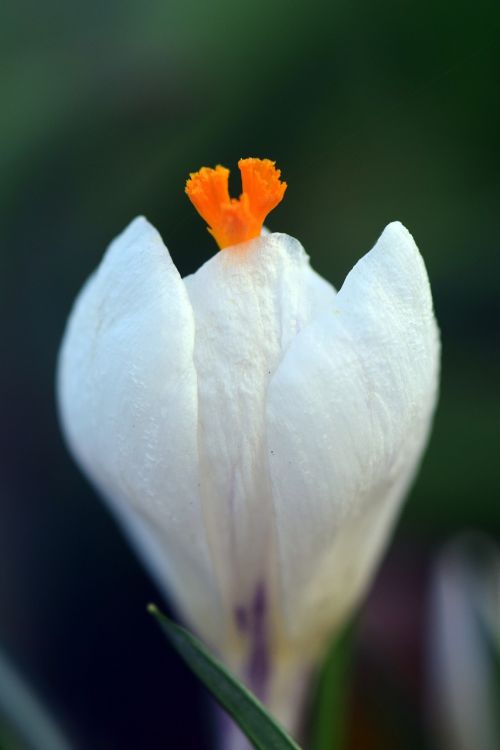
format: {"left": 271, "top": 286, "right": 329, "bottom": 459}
{"left": 57, "top": 159, "right": 440, "bottom": 739}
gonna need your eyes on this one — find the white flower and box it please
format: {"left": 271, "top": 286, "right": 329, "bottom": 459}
{"left": 57, "top": 159, "right": 439, "bottom": 734}
{"left": 428, "top": 536, "right": 500, "bottom": 750}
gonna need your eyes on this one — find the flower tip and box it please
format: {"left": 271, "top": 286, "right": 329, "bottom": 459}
{"left": 382, "top": 220, "right": 413, "bottom": 241}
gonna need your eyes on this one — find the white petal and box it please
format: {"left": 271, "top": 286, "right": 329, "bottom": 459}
{"left": 183, "top": 232, "right": 336, "bottom": 642}
{"left": 266, "top": 222, "right": 440, "bottom": 649}
{"left": 57, "top": 217, "right": 221, "bottom": 645}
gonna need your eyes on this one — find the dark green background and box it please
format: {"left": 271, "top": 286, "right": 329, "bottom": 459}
{"left": 1, "top": 1, "right": 499, "bottom": 747}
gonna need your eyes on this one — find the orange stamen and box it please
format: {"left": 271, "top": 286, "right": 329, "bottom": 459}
{"left": 185, "top": 158, "right": 287, "bottom": 249}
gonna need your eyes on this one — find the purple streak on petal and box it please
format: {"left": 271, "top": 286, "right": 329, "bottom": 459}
{"left": 253, "top": 582, "right": 266, "bottom": 619}
{"left": 246, "top": 581, "right": 270, "bottom": 702}
{"left": 234, "top": 605, "right": 248, "bottom": 632}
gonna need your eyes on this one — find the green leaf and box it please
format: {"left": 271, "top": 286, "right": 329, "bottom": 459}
{"left": 148, "top": 604, "right": 302, "bottom": 750}
{"left": 309, "top": 624, "right": 352, "bottom": 750}
{"left": 0, "top": 723, "right": 25, "bottom": 750}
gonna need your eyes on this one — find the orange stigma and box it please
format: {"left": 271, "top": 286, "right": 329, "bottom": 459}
{"left": 185, "top": 158, "right": 287, "bottom": 249}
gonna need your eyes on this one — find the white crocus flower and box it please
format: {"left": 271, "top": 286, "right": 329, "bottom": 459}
{"left": 428, "top": 536, "right": 500, "bottom": 750}
{"left": 57, "top": 158, "right": 440, "bottom": 741}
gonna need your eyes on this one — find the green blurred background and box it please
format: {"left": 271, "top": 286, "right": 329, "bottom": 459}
{"left": 1, "top": 0, "right": 499, "bottom": 748}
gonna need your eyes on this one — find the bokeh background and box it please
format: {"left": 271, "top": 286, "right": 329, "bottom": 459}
{"left": 1, "top": 1, "right": 499, "bottom": 748}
